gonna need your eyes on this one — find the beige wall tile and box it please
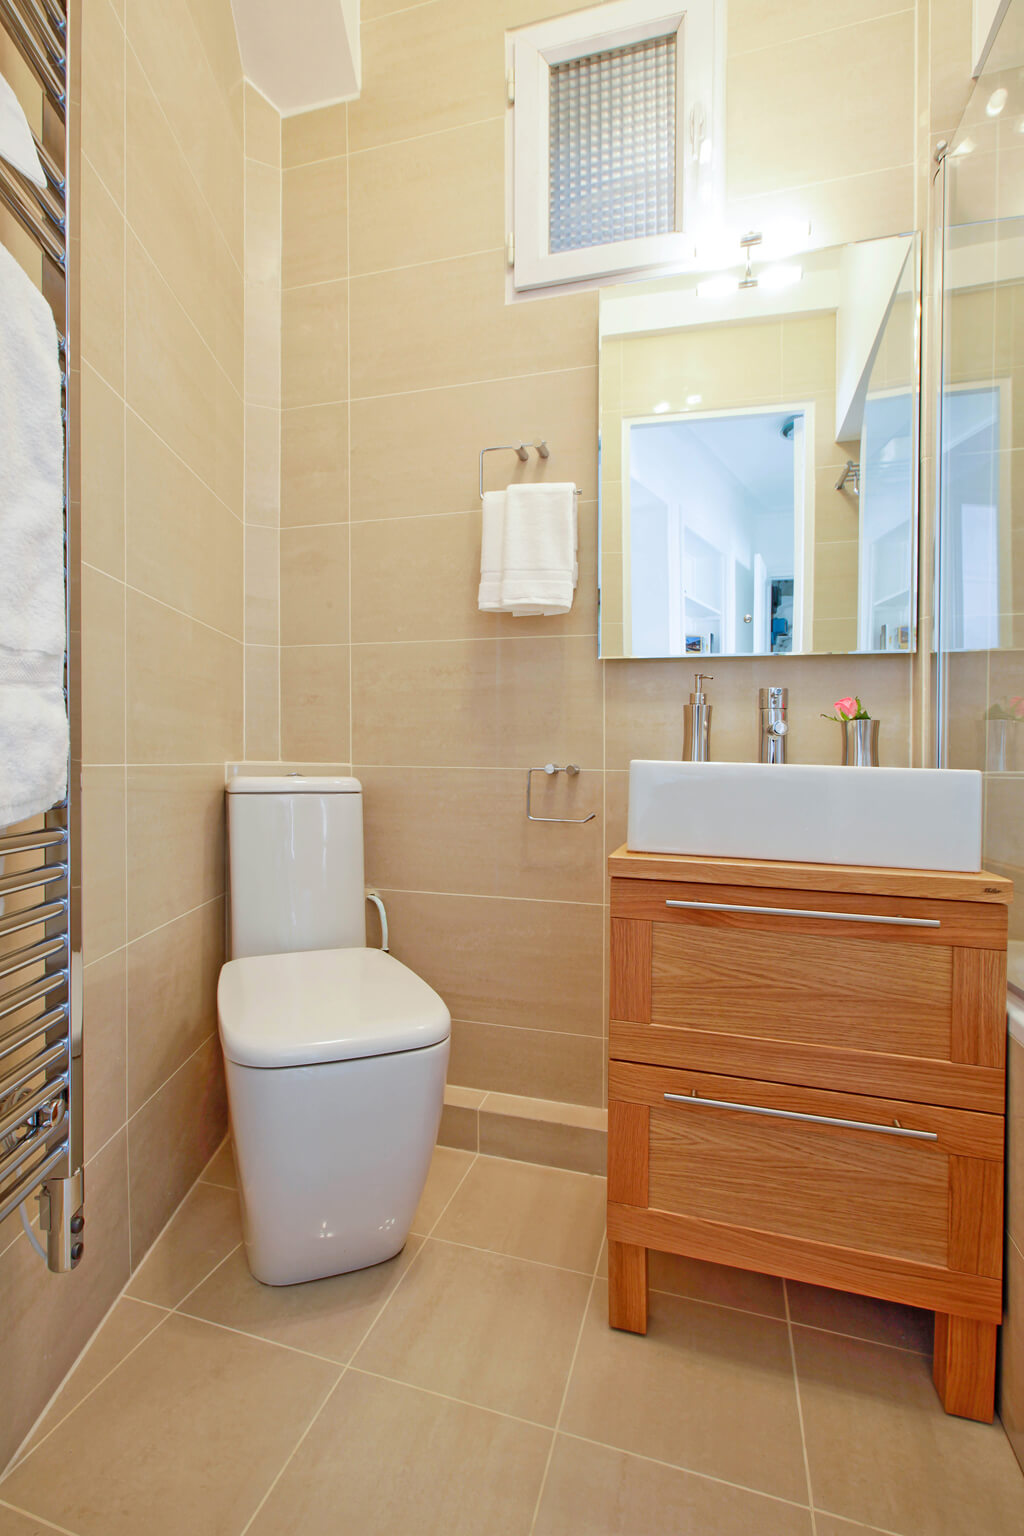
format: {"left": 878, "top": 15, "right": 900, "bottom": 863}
{"left": 280, "top": 524, "right": 349, "bottom": 644}
{"left": 350, "top": 366, "right": 598, "bottom": 519}
{"left": 126, "top": 766, "right": 227, "bottom": 941}
{"left": 0, "top": 1131, "right": 130, "bottom": 1470}
{"left": 80, "top": 159, "right": 124, "bottom": 390}
{"left": 245, "top": 157, "right": 282, "bottom": 291}
{"left": 727, "top": 0, "right": 909, "bottom": 56}
{"left": 83, "top": 950, "right": 128, "bottom": 1161}
{"left": 350, "top": 251, "right": 597, "bottom": 397}
{"left": 245, "top": 277, "right": 282, "bottom": 411}
{"left": 449, "top": 1017, "right": 604, "bottom": 1106}
{"left": 282, "top": 102, "right": 347, "bottom": 167}
{"left": 82, "top": 766, "right": 127, "bottom": 963}
{"left": 82, "top": 0, "right": 125, "bottom": 205}
{"left": 126, "top": 897, "right": 225, "bottom": 1115}
{"left": 352, "top": 635, "right": 603, "bottom": 768}
{"left": 282, "top": 278, "right": 349, "bottom": 408}
{"left": 244, "top": 82, "right": 280, "bottom": 166}
{"left": 125, "top": 590, "right": 243, "bottom": 764}
{"left": 724, "top": 165, "right": 916, "bottom": 254}
{"left": 1008, "top": 1037, "right": 1023, "bottom": 1255}
{"left": 379, "top": 887, "right": 604, "bottom": 1037}
{"left": 126, "top": 1037, "right": 227, "bottom": 1258}
{"left": 244, "top": 643, "right": 281, "bottom": 760}
{"left": 352, "top": 638, "right": 498, "bottom": 766}
{"left": 246, "top": 403, "right": 281, "bottom": 527}
{"left": 126, "top": 51, "right": 243, "bottom": 393}
{"left": 126, "top": 0, "right": 243, "bottom": 265}
{"left": 126, "top": 235, "right": 243, "bottom": 514}
{"left": 280, "top": 645, "right": 350, "bottom": 760}
{"left": 281, "top": 402, "right": 348, "bottom": 525}
{"left": 727, "top": 13, "right": 915, "bottom": 201}
{"left": 126, "top": 415, "right": 244, "bottom": 640}
{"left": 349, "top": 118, "right": 504, "bottom": 276}
{"left": 183, "top": 0, "right": 243, "bottom": 103}
{"left": 1002, "top": 1235, "right": 1024, "bottom": 1474}
{"left": 359, "top": 765, "right": 604, "bottom": 903}
{"left": 82, "top": 565, "right": 125, "bottom": 764}
{"left": 245, "top": 523, "right": 280, "bottom": 646}
{"left": 80, "top": 364, "right": 125, "bottom": 579}
{"left": 283, "top": 157, "right": 348, "bottom": 287}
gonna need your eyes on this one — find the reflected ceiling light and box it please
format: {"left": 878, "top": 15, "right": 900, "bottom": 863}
{"left": 758, "top": 263, "right": 803, "bottom": 291}
{"left": 686, "top": 393, "right": 703, "bottom": 405}
{"left": 694, "top": 273, "right": 739, "bottom": 299}
{"left": 987, "top": 87, "right": 1008, "bottom": 116}
{"left": 951, "top": 136, "right": 975, "bottom": 156}
{"left": 652, "top": 401, "right": 671, "bottom": 413}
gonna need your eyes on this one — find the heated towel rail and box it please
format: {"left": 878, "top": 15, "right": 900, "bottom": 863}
{"left": 0, "top": 0, "right": 82, "bottom": 1272}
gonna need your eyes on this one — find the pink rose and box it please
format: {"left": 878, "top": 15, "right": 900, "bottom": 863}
{"left": 834, "top": 697, "right": 857, "bottom": 720}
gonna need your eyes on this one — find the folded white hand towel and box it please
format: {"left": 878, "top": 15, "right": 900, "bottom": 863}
{"left": 501, "top": 482, "right": 578, "bottom": 616}
{"left": 477, "top": 489, "right": 507, "bottom": 612}
{"left": 0, "top": 239, "right": 67, "bottom": 827}
{"left": 0, "top": 71, "right": 46, "bottom": 189}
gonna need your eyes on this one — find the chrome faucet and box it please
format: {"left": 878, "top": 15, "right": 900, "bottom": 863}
{"left": 759, "top": 687, "right": 789, "bottom": 764}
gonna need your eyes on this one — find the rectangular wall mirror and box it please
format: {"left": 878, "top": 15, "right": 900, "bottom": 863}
{"left": 598, "top": 233, "right": 921, "bottom": 659}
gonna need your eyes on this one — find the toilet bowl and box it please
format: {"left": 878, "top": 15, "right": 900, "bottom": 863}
{"left": 217, "top": 775, "right": 450, "bottom": 1286}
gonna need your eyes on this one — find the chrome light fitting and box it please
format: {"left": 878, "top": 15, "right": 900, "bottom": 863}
{"left": 695, "top": 230, "right": 802, "bottom": 300}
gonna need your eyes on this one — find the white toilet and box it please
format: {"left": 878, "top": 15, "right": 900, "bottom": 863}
{"left": 217, "top": 775, "right": 450, "bottom": 1286}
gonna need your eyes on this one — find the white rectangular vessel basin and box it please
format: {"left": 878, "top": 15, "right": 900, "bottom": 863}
{"left": 627, "top": 761, "right": 983, "bottom": 872}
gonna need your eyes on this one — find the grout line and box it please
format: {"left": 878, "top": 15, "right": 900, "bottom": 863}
{"left": 344, "top": 1363, "right": 555, "bottom": 1432}
{"left": 426, "top": 1233, "right": 597, "bottom": 1279}
{"left": 112, "top": 572, "right": 245, "bottom": 646}
{"left": 237, "top": 1366, "right": 347, "bottom": 1536}
{"left": 3, "top": 1306, "right": 171, "bottom": 1479}
{"left": 789, "top": 1318, "right": 932, "bottom": 1357}
{"left": 527, "top": 1238, "right": 602, "bottom": 1532}
{"left": 196, "top": 1176, "right": 237, "bottom": 1193}
{"left": 0, "top": 1498, "right": 83, "bottom": 1535}
{"left": 727, "top": 4, "right": 914, "bottom": 61}
{"left": 347, "top": 111, "right": 504, "bottom": 158}
{"left": 169, "top": 1240, "right": 244, "bottom": 1315}
{"left": 784, "top": 1279, "right": 818, "bottom": 1536}
{"left": 283, "top": 244, "right": 504, "bottom": 289}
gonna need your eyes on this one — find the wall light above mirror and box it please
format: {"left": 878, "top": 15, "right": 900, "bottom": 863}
{"left": 598, "top": 232, "right": 920, "bottom": 659}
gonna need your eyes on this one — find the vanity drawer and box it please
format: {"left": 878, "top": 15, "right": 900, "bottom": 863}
{"left": 609, "top": 1061, "right": 1004, "bottom": 1289}
{"left": 609, "top": 877, "right": 1007, "bottom": 1108}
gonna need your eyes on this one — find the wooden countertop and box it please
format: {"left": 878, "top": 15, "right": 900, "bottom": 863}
{"left": 608, "top": 844, "right": 1013, "bottom": 904}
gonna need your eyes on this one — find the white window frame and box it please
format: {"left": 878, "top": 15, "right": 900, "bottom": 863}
{"left": 508, "top": 0, "right": 724, "bottom": 294}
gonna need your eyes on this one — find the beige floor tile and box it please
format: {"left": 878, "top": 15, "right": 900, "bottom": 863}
{"left": 409, "top": 1146, "right": 475, "bottom": 1234}
{"left": 0, "top": 1507, "right": 69, "bottom": 1535}
{"left": 354, "top": 1238, "right": 591, "bottom": 1424}
{"left": 793, "top": 1326, "right": 1024, "bottom": 1535}
{"left": 127, "top": 1181, "right": 241, "bottom": 1308}
{"left": 22, "top": 1299, "right": 166, "bottom": 1457}
{"left": 433, "top": 1157, "right": 605, "bottom": 1273}
{"left": 180, "top": 1237, "right": 423, "bottom": 1362}
{"left": 248, "top": 1370, "right": 551, "bottom": 1536}
{"left": 787, "top": 1280, "right": 933, "bottom": 1353}
{"left": 535, "top": 1435, "right": 813, "bottom": 1536}
{"left": 0, "top": 1314, "right": 338, "bottom": 1536}
{"left": 560, "top": 1283, "right": 807, "bottom": 1503}
{"left": 619, "top": 1252, "right": 786, "bottom": 1319}
{"left": 199, "top": 1138, "right": 237, "bottom": 1189}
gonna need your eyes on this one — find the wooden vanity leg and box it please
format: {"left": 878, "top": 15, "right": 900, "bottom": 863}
{"left": 608, "top": 1239, "right": 648, "bottom": 1334}
{"left": 933, "top": 1313, "right": 997, "bottom": 1422}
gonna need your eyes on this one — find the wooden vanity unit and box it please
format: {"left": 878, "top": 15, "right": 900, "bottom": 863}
{"left": 607, "top": 846, "right": 1011, "bottom": 1422}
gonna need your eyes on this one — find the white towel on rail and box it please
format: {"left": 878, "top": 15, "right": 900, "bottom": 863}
{"left": 0, "top": 70, "right": 46, "bottom": 189}
{"left": 477, "top": 489, "right": 508, "bottom": 612}
{"left": 500, "top": 481, "right": 578, "bottom": 616}
{"left": 0, "top": 238, "right": 67, "bottom": 828}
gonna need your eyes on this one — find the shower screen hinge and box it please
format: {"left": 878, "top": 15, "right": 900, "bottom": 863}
{"left": 506, "top": 66, "right": 515, "bottom": 104}
{"left": 506, "top": 232, "right": 515, "bottom": 266}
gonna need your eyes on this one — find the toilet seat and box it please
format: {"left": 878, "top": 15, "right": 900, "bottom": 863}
{"left": 217, "top": 946, "right": 451, "bottom": 1069}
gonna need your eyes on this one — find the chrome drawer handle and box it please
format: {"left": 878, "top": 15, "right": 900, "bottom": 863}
{"left": 664, "top": 899, "right": 940, "bottom": 929}
{"left": 663, "top": 1092, "right": 938, "bottom": 1140}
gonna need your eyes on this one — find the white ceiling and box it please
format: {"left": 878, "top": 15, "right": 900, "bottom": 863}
{"left": 230, "top": 0, "right": 361, "bottom": 115}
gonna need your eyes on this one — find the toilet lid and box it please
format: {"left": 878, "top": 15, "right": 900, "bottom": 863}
{"left": 217, "top": 947, "right": 451, "bottom": 1068}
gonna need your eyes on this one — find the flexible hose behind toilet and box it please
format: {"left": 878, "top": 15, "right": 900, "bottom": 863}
{"left": 365, "top": 890, "right": 389, "bottom": 952}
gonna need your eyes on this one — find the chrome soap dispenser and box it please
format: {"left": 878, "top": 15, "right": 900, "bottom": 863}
{"left": 683, "top": 674, "right": 713, "bottom": 762}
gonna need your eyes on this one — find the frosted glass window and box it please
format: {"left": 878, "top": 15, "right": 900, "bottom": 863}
{"left": 548, "top": 34, "right": 676, "bottom": 255}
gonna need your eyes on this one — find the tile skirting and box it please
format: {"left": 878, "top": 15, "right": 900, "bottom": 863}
{"left": 439, "top": 1085, "right": 607, "bottom": 1175}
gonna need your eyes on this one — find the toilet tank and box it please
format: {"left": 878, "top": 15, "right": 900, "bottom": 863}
{"left": 226, "top": 775, "right": 367, "bottom": 959}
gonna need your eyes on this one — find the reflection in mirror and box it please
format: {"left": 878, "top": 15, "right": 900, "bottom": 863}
{"left": 598, "top": 234, "right": 920, "bottom": 659}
